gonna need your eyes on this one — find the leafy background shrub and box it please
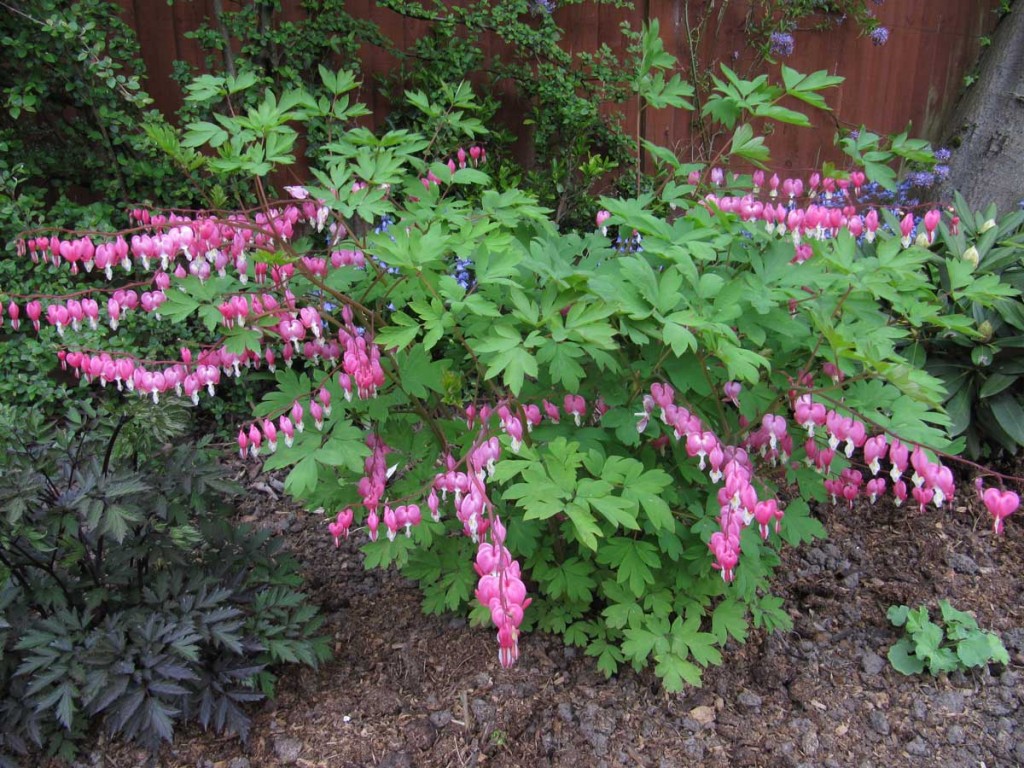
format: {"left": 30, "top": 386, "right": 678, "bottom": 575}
{"left": 31, "top": 38, "right": 1007, "bottom": 692}
{"left": 917, "top": 195, "right": 1024, "bottom": 457}
{"left": 170, "top": 0, "right": 640, "bottom": 228}
{"left": 2, "top": 2, "right": 1022, "bottom": 759}
{"left": 0, "top": 403, "right": 330, "bottom": 762}
{"left": 0, "top": 0, "right": 199, "bottom": 227}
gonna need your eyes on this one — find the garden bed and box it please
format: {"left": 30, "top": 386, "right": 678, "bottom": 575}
{"left": 90, "top": 465, "right": 1024, "bottom": 768}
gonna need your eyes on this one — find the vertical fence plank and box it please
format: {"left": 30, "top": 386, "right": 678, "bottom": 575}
{"left": 597, "top": 0, "right": 641, "bottom": 171}
{"left": 129, "top": 0, "right": 186, "bottom": 115}
{"left": 171, "top": 0, "right": 212, "bottom": 80}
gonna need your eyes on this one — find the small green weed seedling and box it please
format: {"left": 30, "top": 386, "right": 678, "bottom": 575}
{"left": 887, "top": 601, "right": 1009, "bottom": 676}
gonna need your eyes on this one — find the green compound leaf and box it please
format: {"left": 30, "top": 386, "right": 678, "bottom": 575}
{"left": 778, "top": 498, "right": 826, "bottom": 547}
{"left": 655, "top": 651, "right": 703, "bottom": 692}
{"left": 888, "top": 638, "right": 926, "bottom": 675}
{"left": 956, "top": 631, "right": 1009, "bottom": 669}
{"left": 938, "top": 600, "right": 979, "bottom": 638}
{"left": 673, "top": 613, "right": 722, "bottom": 669}
{"left": 886, "top": 604, "right": 910, "bottom": 628}
{"left": 565, "top": 500, "right": 602, "bottom": 551}
{"left": 596, "top": 538, "right": 661, "bottom": 597}
{"left": 538, "top": 557, "right": 597, "bottom": 604}
{"left": 585, "top": 639, "right": 625, "bottom": 678}
{"left": 621, "top": 626, "right": 665, "bottom": 671}
{"left": 711, "top": 598, "right": 749, "bottom": 645}
{"left": 284, "top": 455, "right": 319, "bottom": 499}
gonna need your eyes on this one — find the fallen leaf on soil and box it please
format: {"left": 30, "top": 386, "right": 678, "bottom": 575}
{"left": 690, "top": 705, "right": 716, "bottom": 724}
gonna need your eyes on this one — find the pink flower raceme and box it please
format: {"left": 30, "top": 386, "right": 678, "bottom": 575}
{"left": 337, "top": 306, "right": 385, "bottom": 399}
{"left": 792, "top": 391, "right": 957, "bottom": 512}
{"left": 709, "top": 526, "right": 740, "bottom": 583}
{"left": 643, "top": 383, "right": 785, "bottom": 582}
{"left": 474, "top": 541, "right": 531, "bottom": 668}
{"left": 431, "top": 438, "right": 529, "bottom": 666}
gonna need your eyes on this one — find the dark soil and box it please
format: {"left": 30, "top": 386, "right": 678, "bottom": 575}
{"left": 89, "top": 467, "right": 1024, "bottom": 768}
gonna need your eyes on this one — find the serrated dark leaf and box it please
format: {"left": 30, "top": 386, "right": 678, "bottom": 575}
{"left": 145, "top": 697, "right": 177, "bottom": 743}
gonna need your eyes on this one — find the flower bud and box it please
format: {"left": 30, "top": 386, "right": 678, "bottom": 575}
{"left": 979, "top": 218, "right": 996, "bottom": 234}
{"left": 962, "top": 245, "right": 979, "bottom": 269}
{"left": 978, "top": 320, "right": 994, "bottom": 341}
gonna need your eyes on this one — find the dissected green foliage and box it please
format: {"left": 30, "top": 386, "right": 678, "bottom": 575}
{"left": 5, "top": 0, "right": 1023, "bottom": 724}
{"left": 143, "top": 52, "right": 1015, "bottom": 691}
{"left": 887, "top": 601, "right": 1009, "bottom": 676}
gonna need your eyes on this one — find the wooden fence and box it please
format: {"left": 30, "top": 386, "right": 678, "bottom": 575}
{"left": 113, "top": 0, "right": 1001, "bottom": 173}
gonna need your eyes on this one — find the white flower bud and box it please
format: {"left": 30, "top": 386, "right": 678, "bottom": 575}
{"left": 963, "top": 245, "right": 980, "bottom": 269}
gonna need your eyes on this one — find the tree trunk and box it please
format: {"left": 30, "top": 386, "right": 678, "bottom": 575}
{"left": 938, "top": 2, "right": 1024, "bottom": 215}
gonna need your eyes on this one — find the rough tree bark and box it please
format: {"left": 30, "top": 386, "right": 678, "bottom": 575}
{"left": 937, "top": 2, "right": 1024, "bottom": 214}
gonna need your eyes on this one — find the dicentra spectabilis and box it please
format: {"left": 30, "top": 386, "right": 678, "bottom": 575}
{"left": 864, "top": 209, "right": 879, "bottom": 243}
{"left": 923, "top": 209, "right": 940, "bottom": 243}
{"left": 889, "top": 439, "right": 909, "bottom": 482}
{"left": 866, "top": 477, "right": 886, "bottom": 503}
{"left": 850, "top": 171, "right": 865, "bottom": 195}
{"left": 563, "top": 394, "right": 586, "bottom": 426}
{"left": 310, "top": 401, "right": 324, "bottom": 431}
{"left": 317, "top": 386, "right": 332, "bottom": 416}
{"left": 247, "top": 424, "right": 262, "bottom": 457}
{"left": 25, "top": 300, "right": 41, "bottom": 331}
{"left": 328, "top": 508, "right": 353, "bottom": 546}
{"left": 863, "top": 435, "right": 888, "bottom": 475}
{"left": 982, "top": 488, "right": 1019, "bottom": 534}
{"left": 278, "top": 415, "right": 295, "bottom": 448}
{"left": 262, "top": 419, "right": 278, "bottom": 452}
{"left": 899, "top": 213, "right": 915, "bottom": 248}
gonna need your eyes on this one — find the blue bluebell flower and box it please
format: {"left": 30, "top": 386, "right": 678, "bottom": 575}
{"left": 769, "top": 31, "right": 795, "bottom": 57}
{"left": 905, "top": 171, "right": 935, "bottom": 188}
